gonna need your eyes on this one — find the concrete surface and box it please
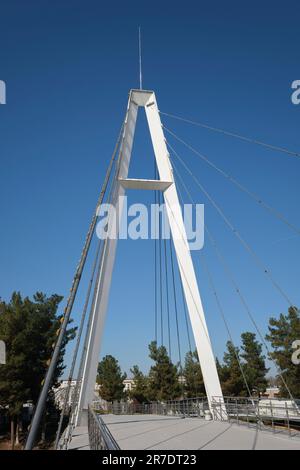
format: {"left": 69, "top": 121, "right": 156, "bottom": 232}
{"left": 69, "top": 414, "right": 300, "bottom": 450}
{"left": 68, "top": 426, "right": 90, "bottom": 450}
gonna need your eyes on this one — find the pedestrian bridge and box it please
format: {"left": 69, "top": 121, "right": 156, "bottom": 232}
{"left": 67, "top": 414, "right": 300, "bottom": 451}
{"left": 60, "top": 397, "right": 300, "bottom": 451}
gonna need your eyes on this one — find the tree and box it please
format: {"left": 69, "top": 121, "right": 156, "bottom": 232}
{"left": 147, "top": 341, "right": 181, "bottom": 401}
{"left": 221, "top": 341, "right": 248, "bottom": 396}
{"left": 216, "top": 357, "right": 227, "bottom": 385}
{"left": 240, "top": 332, "right": 269, "bottom": 396}
{"left": 0, "top": 292, "right": 76, "bottom": 448}
{"left": 129, "top": 365, "right": 149, "bottom": 403}
{"left": 266, "top": 306, "right": 300, "bottom": 397}
{"left": 183, "top": 350, "right": 205, "bottom": 398}
{"left": 97, "top": 355, "right": 126, "bottom": 402}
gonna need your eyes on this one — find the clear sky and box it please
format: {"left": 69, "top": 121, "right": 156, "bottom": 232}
{"left": 0, "top": 0, "right": 299, "bottom": 378}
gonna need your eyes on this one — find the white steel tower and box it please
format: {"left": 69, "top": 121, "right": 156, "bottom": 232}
{"left": 75, "top": 90, "right": 225, "bottom": 424}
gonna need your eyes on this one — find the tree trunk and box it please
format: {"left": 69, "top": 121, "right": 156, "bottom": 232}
{"left": 15, "top": 419, "right": 20, "bottom": 446}
{"left": 10, "top": 418, "right": 15, "bottom": 450}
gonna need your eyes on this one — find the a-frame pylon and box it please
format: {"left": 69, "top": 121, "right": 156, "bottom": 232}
{"left": 75, "top": 90, "right": 225, "bottom": 425}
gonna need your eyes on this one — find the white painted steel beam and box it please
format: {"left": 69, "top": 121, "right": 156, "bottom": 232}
{"left": 118, "top": 178, "right": 172, "bottom": 191}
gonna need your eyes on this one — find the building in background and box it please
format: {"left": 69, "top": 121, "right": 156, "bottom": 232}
{"left": 262, "top": 387, "right": 280, "bottom": 399}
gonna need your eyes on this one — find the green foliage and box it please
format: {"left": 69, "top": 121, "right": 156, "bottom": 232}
{"left": 97, "top": 355, "right": 126, "bottom": 402}
{"left": 219, "top": 333, "right": 269, "bottom": 397}
{"left": 0, "top": 292, "right": 76, "bottom": 418}
{"left": 241, "top": 332, "right": 269, "bottom": 395}
{"left": 129, "top": 365, "right": 149, "bottom": 403}
{"left": 183, "top": 350, "right": 205, "bottom": 397}
{"left": 221, "top": 341, "right": 248, "bottom": 396}
{"left": 147, "top": 341, "right": 181, "bottom": 401}
{"left": 266, "top": 306, "right": 300, "bottom": 397}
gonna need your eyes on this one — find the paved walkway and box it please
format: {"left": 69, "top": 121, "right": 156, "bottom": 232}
{"left": 69, "top": 415, "right": 300, "bottom": 450}
{"left": 68, "top": 426, "right": 90, "bottom": 450}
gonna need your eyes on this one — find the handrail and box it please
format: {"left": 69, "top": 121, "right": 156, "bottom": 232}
{"left": 88, "top": 406, "right": 120, "bottom": 450}
{"left": 94, "top": 397, "right": 209, "bottom": 417}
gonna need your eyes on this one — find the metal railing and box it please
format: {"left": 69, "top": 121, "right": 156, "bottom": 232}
{"left": 211, "top": 396, "right": 300, "bottom": 437}
{"left": 88, "top": 405, "right": 120, "bottom": 450}
{"left": 93, "top": 397, "right": 209, "bottom": 417}
{"left": 92, "top": 396, "right": 300, "bottom": 439}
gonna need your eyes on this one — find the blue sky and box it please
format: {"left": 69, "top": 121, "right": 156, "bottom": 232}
{"left": 0, "top": 0, "right": 299, "bottom": 378}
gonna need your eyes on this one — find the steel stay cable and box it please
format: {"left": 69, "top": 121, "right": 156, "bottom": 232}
{"left": 167, "top": 183, "right": 192, "bottom": 353}
{"left": 204, "top": 224, "right": 296, "bottom": 403}
{"left": 58, "top": 122, "right": 126, "bottom": 447}
{"left": 200, "top": 255, "right": 254, "bottom": 401}
{"left": 158, "top": 190, "right": 164, "bottom": 346}
{"left": 175, "top": 176, "right": 254, "bottom": 401}
{"left": 169, "top": 236, "right": 183, "bottom": 370}
{"left": 68, "top": 114, "right": 151, "bottom": 441}
{"left": 160, "top": 110, "right": 300, "bottom": 159}
{"left": 65, "top": 146, "right": 126, "bottom": 448}
{"left": 68, "top": 132, "right": 127, "bottom": 438}
{"left": 25, "top": 120, "right": 125, "bottom": 450}
{"left": 163, "top": 236, "right": 172, "bottom": 359}
{"left": 161, "top": 196, "right": 216, "bottom": 349}
{"left": 163, "top": 126, "right": 300, "bottom": 237}
{"left": 154, "top": 161, "right": 158, "bottom": 343}
{"left": 66, "top": 235, "right": 109, "bottom": 446}
{"left": 55, "top": 238, "right": 103, "bottom": 448}
{"left": 167, "top": 141, "right": 295, "bottom": 308}
{"left": 179, "top": 275, "right": 193, "bottom": 353}
{"left": 166, "top": 201, "right": 230, "bottom": 402}
{"left": 172, "top": 158, "right": 296, "bottom": 402}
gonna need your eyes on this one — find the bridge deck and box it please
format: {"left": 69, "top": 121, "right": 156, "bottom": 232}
{"left": 68, "top": 426, "right": 90, "bottom": 450}
{"left": 69, "top": 414, "right": 300, "bottom": 450}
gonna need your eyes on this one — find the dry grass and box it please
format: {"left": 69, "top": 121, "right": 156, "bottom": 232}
{"left": 0, "top": 438, "right": 23, "bottom": 450}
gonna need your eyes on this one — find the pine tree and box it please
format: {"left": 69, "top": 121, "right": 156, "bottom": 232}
{"left": 183, "top": 350, "right": 205, "bottom": 398}
{"left": 147, "top": 341, "right": 181, "bottom": 401}
{"left": 221, "top": 341, "right": 248, "bottom": 396}
{"left": 266, "top": 306, "right": 300, "bottom": 397}
{"left": 216, "top": 357, "right": 227, "bottom": 384}
{"left": 241, "top": 332, "right": 269, "bottom": 396}
{"left": 129, "top": 365, "right": 149, "bottom": 403}
{"left": 0, "top": 292, "right": 76, "bottom": 448}
{"left": 97, "top": 355, "right": 126, "bottom": 402}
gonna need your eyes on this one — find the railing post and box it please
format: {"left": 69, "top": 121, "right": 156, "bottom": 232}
{"left": 285, "top": 402, "right": 291, "bottom": 437}
{"left": 247, "top": 398, "right": 250, "bottom": 422}
{"left": 270, "top": 400, "right": 275, "bottom": 433}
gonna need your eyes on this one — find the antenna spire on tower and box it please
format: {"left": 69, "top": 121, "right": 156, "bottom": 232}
{"left": 139, "top": 26, "right": 143, "bottom": 90}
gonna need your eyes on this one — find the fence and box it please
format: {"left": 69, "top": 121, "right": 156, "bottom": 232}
{"left": 93, "top": 397, "right": 209, "bottom": 417}
{"left": 88, "top": 405, "right": 120, "bottom": 450}
{"left": 92, "top": 396, "right": 300, "bottom": 438}
{"left": 211, "top": 396, "right": 300, "bottom": 437}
